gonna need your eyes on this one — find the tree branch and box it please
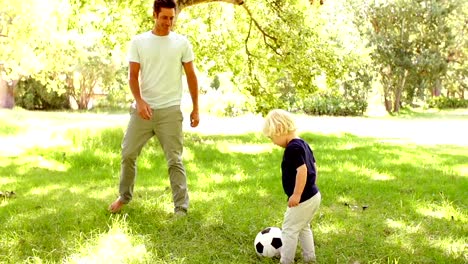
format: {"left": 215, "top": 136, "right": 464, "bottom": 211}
{"left": 241, "top": 4, "right": 281, "bottom": 56}
{"left": 177, "top": 0, "right": 244, "bottom": 10}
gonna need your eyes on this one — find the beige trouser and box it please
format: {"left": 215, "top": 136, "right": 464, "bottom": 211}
{"left": 281, "top": 192, "right": 321, "bottom": 264}
{"left": 118, "top": 105, "right": 189, "bottom": 212}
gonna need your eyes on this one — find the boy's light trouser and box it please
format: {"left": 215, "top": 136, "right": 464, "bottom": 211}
{"left": 281, "top": 192, "right": 321, "bottom": 264}
{"left": 118, "top": 105, "right": 189, "bottom": 212}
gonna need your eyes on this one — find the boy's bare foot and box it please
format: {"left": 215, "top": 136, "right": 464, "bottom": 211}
{"left": 108, "top": 198, "right": 125, "bottom": 213}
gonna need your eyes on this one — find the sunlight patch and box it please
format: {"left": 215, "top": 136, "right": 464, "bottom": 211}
{"left": 0, "top": 199, "right": 8, "bottom": 208}
{"left": 370, "top": 172, "right": 395, "bottom": 181}
{"left": 337, "top": 195, "right": 353, "bottom": 204}
{"left": 341, "top": 163, "right": 360, "bottom": 173}
{"left": 384, "top": 218, "right": 421, "bottom": 253}
{"left": 0, "top": 177, "right": 16, "bottom": 185}
{"left": 256, "top": 188, "right": 268, "bottom": 197}
{"left": 219, "top": 143, "right": 271, "bottom": 154}
{"left": 37, "top": 156, "right": 68, "bottom": 171}
{"left": 18, "top": 156, "right": 68, "bottom": 172}
{"left": 318, "top": 223, "right": 345, "bottom": 234}
{"left": 385, "top": 218, "right": 422, "bottom": 234}
{"left": 68, "top": 187, "right": 85, "bottom": 194}
{"left": 183, "top": 148, "right": 195, "bottom": 161}
{"left": 65, "top": 216, "right": 150, "bottom": 263}
{"left": 416, "top": 203, "right": 465, "bottom": 221}
{"left": 193, "top": 190, "right": 228, "bottom": 202}
{"left": 452, "top": 164, "right": 468, "bottom": 177}
{"left": 360, "top": 167, "right": 395, "bottom": 181}
{"left": 338, "top": 143, "right": 358, "bottom": 150}
{"left": 0, "top": 132, "right": 71, "bottom": 157}
{"left": 29, "top": 185, "right": 63, "bottom": 195}
{"left": 429, "top": 237, "right": 467, "bottom": 260}
{"left": 210, "top": 173, "right": 224, "bottom": 184}
{"left": 232, "top": 172, "right": 247, "bottom": 182}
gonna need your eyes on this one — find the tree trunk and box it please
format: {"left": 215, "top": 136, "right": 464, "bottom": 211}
{"left": 0, "top": 77, "right": 17, "bottom": 109}
{"left": 393, "top": 87, "right": 401, "bottom": 112}
{"left": 383, "top": 85, "right": 392, "bottom": 112}
{"left": 432, "top": 78, "right": 442, "bottom": 97}
{"left": 392, "top": 69, "right": 408, "bottom": 113}
{"left": 384, "top": 97, "right": 392, "bottom": 112}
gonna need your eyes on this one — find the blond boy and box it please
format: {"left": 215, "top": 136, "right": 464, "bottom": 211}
{"left": 263, "top": 109, "right": 321, "bottom": 264}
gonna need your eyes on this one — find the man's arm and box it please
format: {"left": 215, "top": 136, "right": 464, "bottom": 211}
{"left": 183, "top": 61, "right": 199, "bottom": 127}
{"left": 129, "top": 62, "right": 152, "bottom": 120}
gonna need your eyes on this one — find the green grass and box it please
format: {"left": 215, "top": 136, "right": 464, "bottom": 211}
{"left": 390, "top": 107, "right": 468, "bottom": 119}
{"left": 0, "top": 110, "right": 467, "bottom": 264}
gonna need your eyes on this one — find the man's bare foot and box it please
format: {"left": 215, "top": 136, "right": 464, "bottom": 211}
{"left": 108, "top": 198, "right": 125, "bottom": 213}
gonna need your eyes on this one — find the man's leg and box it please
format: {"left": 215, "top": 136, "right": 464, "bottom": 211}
{"left": 110, "top": 106, "right": 154, "bottom": 212}
{"left": 153, "top": 106, "right": 189, "bottom": 213}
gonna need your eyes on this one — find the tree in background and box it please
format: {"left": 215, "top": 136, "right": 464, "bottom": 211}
{"left": 2, "top": 0, "right": 372, "bottom": 114}
{"left": 33, "top": 0, "right": 143, "bottom": 110}
{"left": 0, "top": 0, "right": 57, "bottom": 108}
{"left": 177, "top": 0, "right": 371, "bottom": 115}
{"left": 1, "top": 0, "right": 146, "bottom": 110}
{"left": 358, "top": 0, "right": 467, "bottom": 113}
{"left": 4, "top": 0, "right": 465, "bottom": 113}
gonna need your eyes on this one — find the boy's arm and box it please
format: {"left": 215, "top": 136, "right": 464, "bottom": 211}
{"left": 288, "top": 164, "right": 307, "bottom": 207}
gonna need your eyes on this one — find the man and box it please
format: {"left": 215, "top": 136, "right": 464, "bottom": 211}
{"left": 109, "top": 0, "right": 199, "bottom": 216}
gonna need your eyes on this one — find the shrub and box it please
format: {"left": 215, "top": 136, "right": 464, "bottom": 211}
{"left": 15, "top": 78, "right": 69, "bottom": 110}
{"left": 427, "top": 96, "right": 468, "bottom": 109}
{"left": 302, "top": 91, "right": 368, "bottom": 116}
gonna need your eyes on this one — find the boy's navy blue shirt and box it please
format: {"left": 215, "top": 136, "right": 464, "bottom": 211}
{"left": 281, "top": 138, "right": 319, "bottom": 203}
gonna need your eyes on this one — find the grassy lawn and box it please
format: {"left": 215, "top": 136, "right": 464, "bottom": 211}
{"left": 0, "top": 109, "right": 467, "bottom": 263}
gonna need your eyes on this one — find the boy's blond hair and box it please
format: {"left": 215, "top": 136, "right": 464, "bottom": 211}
{"left": 263, "top": 109, "right": 297, "bottom": 138}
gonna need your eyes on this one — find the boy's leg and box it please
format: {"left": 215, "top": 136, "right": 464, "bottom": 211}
{"left": 299, "top": 225, "right": 315, "bottom": 263}
{"left": 281, "top": 207, "right": 303, "bottom": 264}
{"left": 281, "top": 192, "right": 321, "bottom": 264}
{"left": 299, "top": 192, "right": 321, "bottom": 262}
{"left": 153, "top": 106, "right": 189, "bottom": 213}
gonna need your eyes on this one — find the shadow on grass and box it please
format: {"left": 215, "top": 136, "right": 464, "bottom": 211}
{"left": 0, "top": 128, "right": 466, "bottom": 263}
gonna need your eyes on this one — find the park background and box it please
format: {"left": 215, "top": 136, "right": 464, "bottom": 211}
{"left": 1, "top": 0, "right": 467, "bottom": 263}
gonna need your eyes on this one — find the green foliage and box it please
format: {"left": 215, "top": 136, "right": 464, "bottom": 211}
{"left": 4, "top": 0, "right": 465, "bottom": 114}
{"left": 427, "top": 96, "right": 468, "bottom": 109}
{"left": 302, "top": 90, "right": 368, "bottom": 116}
{"left": 357, "top": 0, "right": 468, "bottom": 113}
{"left": 2, "top": 0, "right": 143, "bottom": 110}
{"left": 15, "top": 78, "right": 69, "bottom": 110}
{"left": 178, "top": 0, "right": 367, "bottom": 116}
{"left": 198, "top": 73, "right": 255, "bottom": 117}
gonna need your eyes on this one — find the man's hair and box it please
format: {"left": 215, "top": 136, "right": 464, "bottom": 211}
{"left": 263, "top": 109, "right": 297, "bottom": 138}
{"left": 153, "top": 0, "right": 177, "bottom": 15}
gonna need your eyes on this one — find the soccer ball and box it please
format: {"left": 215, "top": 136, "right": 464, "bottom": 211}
{"left": 254, "top": 227, "right": 283, "bottom": 258}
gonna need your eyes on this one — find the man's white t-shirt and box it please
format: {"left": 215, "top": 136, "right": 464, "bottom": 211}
{"left": 127, "top": 31, "right": 194, "bottom": 109}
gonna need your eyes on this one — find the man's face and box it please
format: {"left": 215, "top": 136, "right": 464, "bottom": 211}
{"left": 154, "top": 7, "right": 175, "bottom": 35}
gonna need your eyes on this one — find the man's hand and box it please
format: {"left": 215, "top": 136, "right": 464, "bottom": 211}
{"left": 136, "top": 99, "right": 152, "bottom": 120}
{"left": 190, "top": 110, "right": 199, "bottom": 127}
